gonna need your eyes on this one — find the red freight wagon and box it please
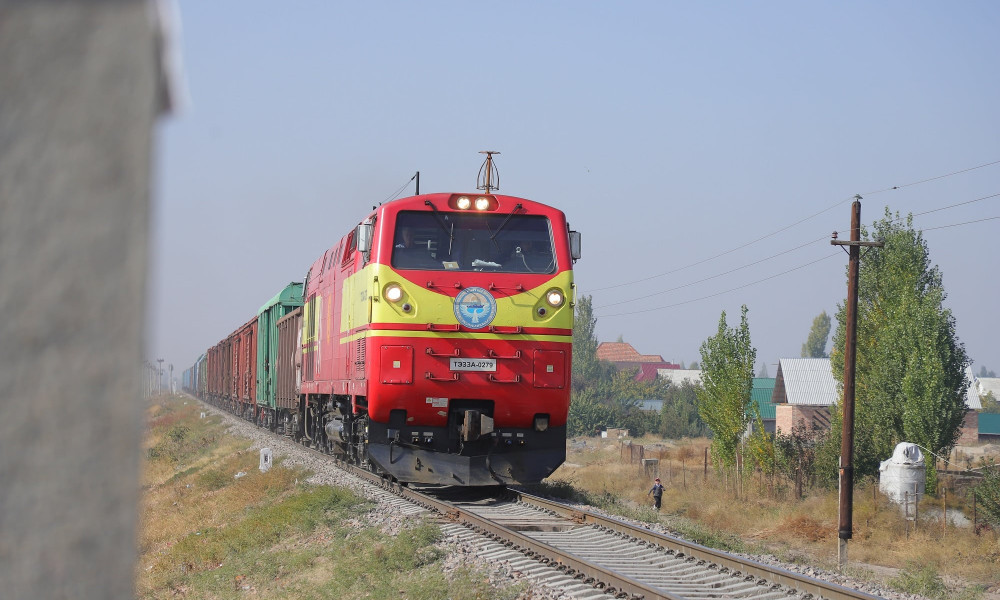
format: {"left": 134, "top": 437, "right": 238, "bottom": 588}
{"left": 227, "top": 317, "right": 257, "bottom": 420}
{"left": 275, "top": 307, "right": 302, "bottom": 413}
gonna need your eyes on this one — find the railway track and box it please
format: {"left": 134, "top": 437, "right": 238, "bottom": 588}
{"left": 201, "top": 398, "right": 885, "bottom": 600}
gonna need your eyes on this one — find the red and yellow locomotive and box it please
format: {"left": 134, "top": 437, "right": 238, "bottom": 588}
{"left": 298, "top": 190, "right": 580, "bottom": 485}
{"left": 187, "top": 158, "right": 581, "bottom": 486}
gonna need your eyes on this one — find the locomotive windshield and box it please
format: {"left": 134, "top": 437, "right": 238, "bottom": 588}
{"left": 391, "top": 211, "right": 557, "bottom": 273}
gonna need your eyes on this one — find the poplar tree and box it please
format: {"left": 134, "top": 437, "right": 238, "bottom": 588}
{"left": 801, "top": 311, "right": 831, "bottom": 358}
{"left": 830, "top": 210, "right": 969, "bottom": 490}
{"left": 571, "top": 295, "right": 610, "bottom": 390}
{"left": 697, "top": 305, "right": 757, "bottom": 470}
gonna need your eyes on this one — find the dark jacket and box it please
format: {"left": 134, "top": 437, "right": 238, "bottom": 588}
{"left": 648, "top": 483, "right": 664, "bottom": 497}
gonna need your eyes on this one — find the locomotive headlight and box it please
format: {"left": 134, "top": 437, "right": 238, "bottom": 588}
{"left": 475, "top": 197, "right": 490, "bottom": 210}
{"left": 384, "top": 284, "right": 404, "bottom": 303}
{"left": 545, "top": 289, "right": 564, "bottom": 307}
{"left": 456, "top": 196, "right": 472, "bottom": 210}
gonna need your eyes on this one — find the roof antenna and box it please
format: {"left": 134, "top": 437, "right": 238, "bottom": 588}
{"left": 477, "top": 150, "right": 500, "bottom": 193}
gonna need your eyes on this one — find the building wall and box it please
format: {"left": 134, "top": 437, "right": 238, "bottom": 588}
{"left": 775, "top": 404, "right": 832, "bottom": 435}
{"left": 958, "top": 410, "right": 978, "bottom": 445}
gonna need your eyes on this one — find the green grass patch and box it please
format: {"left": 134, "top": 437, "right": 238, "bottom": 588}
{"left": 139, "top": 395, "right": 526, "bottom": 600}
{"left": 887, "top": 563, "right": 986, "bottom": 600}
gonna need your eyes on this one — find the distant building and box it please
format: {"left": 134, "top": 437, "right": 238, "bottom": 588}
{"left": 976, "top": 377, "right": 1000, "bottom": 442}
{"left": 638, "top": 398, "right": 664, "bottom": 412}
{"left": 658, "top": 369, "right": 703, "bottom": 387}
{"left": 958, "top": 366, "right": 982, "bottom": 445}
{"left": 771, "top": 358, "right": 838, "bottom": 434}
{"left": 751, "top": 377, "right": 777, "bottom": 434}
{"left": 979, "top": 413, "right": 1000, "bottom": 442}
{"left": 596, "top": 342, "right": 680, "bottom": 380}
{"left": 977, "top": 377, "right": 1000, "bottom": 401}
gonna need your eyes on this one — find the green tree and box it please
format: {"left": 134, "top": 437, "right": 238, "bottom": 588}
{"left": 979, "top": 365, "right": 997, "bottom": 378}
{"left": 696, "top": 306, "right": 757, "bottom": 470}
{"left": 572, "top": 295, "right": 614, "bottom": 390}
{"left": 980, "top": 391, "right": 1000, "bottom": 414}
{"left": 830, "top": 210, "right": 969, "bottom": 491}
{"left": 659, "top": 380, "right": 709, "bottom": 439}
{"left": 568, "top": 295, "right": 666, "bottom": 436}
{"left": 973, "top": 461, "right": 1000, "bottom": 530}
{"left": 801, "top": 311, "right": 831, "bottom": 358}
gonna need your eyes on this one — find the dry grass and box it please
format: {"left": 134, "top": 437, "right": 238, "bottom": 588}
{"left": 547, "top": 436, "right": 1000, "bottom": 596}
{"left": 137, "top": 395, "right": 524, "bottom": 600}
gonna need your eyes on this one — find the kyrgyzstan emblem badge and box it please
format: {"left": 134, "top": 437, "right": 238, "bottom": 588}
{"left": 453, "top": 286, "right": 497, "bottom": 329}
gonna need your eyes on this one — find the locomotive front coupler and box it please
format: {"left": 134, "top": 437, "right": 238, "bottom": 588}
{"left": 460, "top": 409, "right": 495, "bottom": 442}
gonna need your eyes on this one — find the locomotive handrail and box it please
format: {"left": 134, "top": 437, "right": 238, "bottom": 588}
{"left": 425, "top": 347, "right": 461, "bottom": 357}
{"left": 488, "top": 282, "right": 524, "bottom": 292}
{"left": 488, "top": 374, "right": 521, "bottom": 384}
{"left": 488, "top": 349, "right": 521, "bottom": 359}
{"left": 426, "top": 280, "right": 462, "bottom": 290}
{"left": 426, "top": 323, "right": 461, "bottom": 332}
{"left": 425, "top": 371, "right": 460, "bottom": 382}
{"left": 489, "top": 325, "right": 523, "bottom": 334}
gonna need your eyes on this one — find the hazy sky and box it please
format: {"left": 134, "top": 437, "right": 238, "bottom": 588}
{"left": 152, "top": 2, "right": 1000, "bottom": 378}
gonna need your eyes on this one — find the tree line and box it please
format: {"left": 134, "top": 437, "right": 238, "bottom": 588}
{"left": 571, "top": 209, "right": 996, "bottom": 519}
{"left": 569, "top": 296, "right": 709, "bottom": 439}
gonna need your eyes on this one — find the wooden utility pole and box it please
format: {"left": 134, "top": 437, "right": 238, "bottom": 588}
{"left": 830, "top": 197, "right": 883, "bottom": 569}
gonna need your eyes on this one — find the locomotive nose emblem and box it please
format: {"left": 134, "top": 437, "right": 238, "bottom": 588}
{"left": 453, "top": 286, "right": 497, "bottom": 329}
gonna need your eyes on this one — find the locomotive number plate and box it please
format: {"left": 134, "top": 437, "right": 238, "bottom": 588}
{"left": 449, "top": 358, "right": 497, "bottom": 372}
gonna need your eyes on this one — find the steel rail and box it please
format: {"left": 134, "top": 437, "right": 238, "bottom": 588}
{"left": 331, "top": 457, "right": 679, "bottom": 600}
{"left": 511, "top": 490, "right": 883, "bottom": 600}
{"left": 194, "top": 397, "right": 880, "bottom": 600}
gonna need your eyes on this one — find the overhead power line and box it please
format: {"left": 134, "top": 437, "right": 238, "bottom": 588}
{"left": 589, "top": 158, "right": 1000, "bottom": 294}
{"left": 863, "top": 159, "right": 1000, "bottom": 195}
{"left": 596, "top": 191, "right": 1000, "bottom": 310}
{"left": 594, "top": 235, "right": 829, "bottom": 309}
{"left": 912, "top": 192, "right": 1000, "bottom": 218}
{"left": 922, "top": 215, "right": 1000, "bottom": 232}
{"left": 593, "top": 209, "right": 999, "bottom": 320}
{"left": 594, "top": 252, "right": 841, "bottom": 319}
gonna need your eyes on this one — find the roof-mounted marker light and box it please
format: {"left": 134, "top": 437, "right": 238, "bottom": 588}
{"left": 475, "top": 197, "right": 490, "bottom": 210}
{"left": 456, "top": 196, "right": 471, "bottom": 210}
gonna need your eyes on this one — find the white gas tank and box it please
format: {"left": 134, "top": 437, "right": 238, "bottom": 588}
{"left": 878, "top": 442, "right": 925, "bottom": 504}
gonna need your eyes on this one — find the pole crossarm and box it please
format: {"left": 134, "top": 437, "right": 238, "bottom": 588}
{"left": 830, "top": 241, "right": 885, "bottom": 247}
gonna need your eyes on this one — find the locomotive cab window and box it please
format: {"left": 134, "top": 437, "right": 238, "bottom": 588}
{"left": 391, "top": 211, "right": 556, "bottom": 273}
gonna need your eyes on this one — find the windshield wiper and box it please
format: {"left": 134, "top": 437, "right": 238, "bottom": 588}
{"left": 489, "top": 203, "right": 523, "bottom": 247}
{"left": 424, "top": 200, "right": 455, "bottom": 255}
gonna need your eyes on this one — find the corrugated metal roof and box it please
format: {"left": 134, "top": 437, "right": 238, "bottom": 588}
{"left": 752, "top": 377, "right": 776, "bottom": 420}
{"left": 964, "top": 366, "right": 982, "bottom": 410}
{"left": 979, "top": 413, "right": 1000, "bottom": 436}
{"left": 659, "top": 369, "right": 702, "bottom": 386}
{"left": 774, "top": 358, "right": 839, "bottom": 406}
{"left": 977, "top": 377, "right": 1000, "bottom": 400}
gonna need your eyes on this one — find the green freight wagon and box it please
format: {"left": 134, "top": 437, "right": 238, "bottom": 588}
{"left": 256, "top": 282, "right": 304, "bottom": 429}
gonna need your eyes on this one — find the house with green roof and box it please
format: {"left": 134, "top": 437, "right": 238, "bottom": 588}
{"left": 751, "top": 377, "right": 776, "bottom": 434}
{"left": 978, "top": 413, "right": 1000, "bottom": 442}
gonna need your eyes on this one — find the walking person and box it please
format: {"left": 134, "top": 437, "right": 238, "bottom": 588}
{"left": 648, "top": 477, "right": 664, "bottom": 511}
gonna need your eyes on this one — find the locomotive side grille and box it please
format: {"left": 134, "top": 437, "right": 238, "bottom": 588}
{"left": 355, "top": 337, "right": 366, "bottom": 379}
